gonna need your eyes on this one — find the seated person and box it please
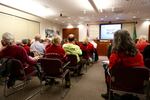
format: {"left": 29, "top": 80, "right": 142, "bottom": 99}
{"left": 136, "top": 35, "right": 149, "bottom": 54}
{"left": 101, "top": 30, "right": 144, "bottom": 99}
{"left": 30, "top": 34, "right": 45, "bottom": 56}
{"left": 89, "top": 38, "right": 99, "bottom": 62}
{"left": 44, "top": 38, "right": 52, "bottom": 50}
{"left": 44, "top": 36, "right": 70, "bottom": 86}
{"left": 22, "top": 39, "right": 30, "bottom": 55}
{"left": 45, "top": 36, "right": 67, "bottom": 62}
{"left": 79, "top": 38, "right": 91, "bottom": 60}
{"left": 0, "top": 32, "right": 39, "bottom": 87}
{"left": 63, "top": 34, "right": 84, "bottom": 75}
{"left": 79, "top": 38, "right": 94, "bottom": 62}
{"left": 86, "top": 39, "right": 95, "bottom": 61}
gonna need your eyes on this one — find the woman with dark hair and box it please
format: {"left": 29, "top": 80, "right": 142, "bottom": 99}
{"left": 101, "top": 30, "right": 144, "bottom": 99}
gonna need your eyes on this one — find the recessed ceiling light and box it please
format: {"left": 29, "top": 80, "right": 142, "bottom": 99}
{"left": 94, "top": 0, "right": 112, "bottom": 9}
{"left": 146, "top": 19, "right": 150, "bottom": 21}
{"left": 83, "top": 10, "right": 86, "bottom": 14}
{"left": 100, "top": 9, "right": 103, "bottom": 13}
{"left": 74, "top": 0, "right": 93, "bottom": 10}
{"left": 132, "top": 16, "right": 137, "bottom": 19}
{"left": 67, "top": 24, "right": 73, "bottom": 28}
{"left": 68, "top": 17, "right": 71, "bottom": 19}
{"left": 116, "top": 17, "right": 119, "bottom": 20}
{"left": 100, "top": 18, "right": 104, "bottom": 20}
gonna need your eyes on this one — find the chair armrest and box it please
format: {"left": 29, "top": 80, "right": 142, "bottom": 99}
{"left": 62, "top": 61, "right": 70, "bottom": 69}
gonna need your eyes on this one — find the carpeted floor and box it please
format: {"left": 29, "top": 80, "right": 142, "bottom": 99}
{"left": 0, "top": 56, "right": 108, "bottom": 100}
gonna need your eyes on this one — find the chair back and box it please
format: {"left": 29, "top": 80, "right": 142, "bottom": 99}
{"left": 66, "top": 54, "right": 78, "bottom": 66}
{"left": 110, "top": 66, "right": 149, "bottom": 94}
{"left": 0, "top": 58, "right": 24, "bottom": 78}
{"left": 39, "top": 58, "right": 63, "bottom": 77}
{"left": 45, "top": 53, "right": 61, "bottom": 59}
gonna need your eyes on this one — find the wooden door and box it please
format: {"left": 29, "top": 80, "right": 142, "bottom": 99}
{"left": 62, "top": 28, "right": 79, "bottom": 41}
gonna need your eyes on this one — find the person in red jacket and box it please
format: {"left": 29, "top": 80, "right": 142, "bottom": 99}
{"left": 45, "top": 36, "right": 66, "bottom": 62}
{"left": 0, "top": 32, "right": 39, "bottom": 87}
{"left": 45, "top": 36, "right": 70, "bottom": 87}
{"left": 80, "top": 38, "right": 94, "bottom": 61}
{"left": 136, "top": 35, "right": 149, "bottom": 54}
{"left": 101, "top": 30, "right": 144, "bottom": 99}
{"left": 22, "top": 39, "right": 30, "bottom": 55}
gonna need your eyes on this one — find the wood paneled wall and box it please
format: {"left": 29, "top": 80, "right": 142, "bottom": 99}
{"left": 62, "top": 28, "right": 79, "bottom": 41}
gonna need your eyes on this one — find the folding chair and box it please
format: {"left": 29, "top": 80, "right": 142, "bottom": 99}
{"left": 0, "top": 57, "right": 39, "bottom": 97}
{"left": 108, "top": 66, "right": 150, "bottom": 100}
{"left": 82, "top": 50, "right": 91, "bottom": 66}
{"left": 66, "top": 54, "right": 82, "bottom": 76}
{"left": 38, "top": 58, "right": 71, "bottom": 88}
{"left": 45, "top": 53, "right": 61, "bottom": 59}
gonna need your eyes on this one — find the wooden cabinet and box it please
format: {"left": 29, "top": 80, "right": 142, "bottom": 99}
{"left": 95, "top": 41, "right": 110, "bottom": 56}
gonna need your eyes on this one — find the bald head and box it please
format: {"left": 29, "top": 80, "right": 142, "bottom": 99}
{"left": 68, "top": 34, "right": 75, "bottom": 42}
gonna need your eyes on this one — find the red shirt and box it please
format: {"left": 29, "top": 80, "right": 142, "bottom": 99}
{"left": 45, "top": 44, "right": 66, "bottom": 62}
{"left": 45, "top": 43, "right": 52, "bottom": 50}
{"left": 23, "top": 44, "right": 30, "bottom": 55}
{"left": 0, "top": 45, "right": 36, "bottom": 65}
{"left": 136, "top": 41, "right": 149, "bottom": 53}
{"left": 79, "top": 43, "right": 90, "bottom": 59}
{"left": 87, "top": 42, "right": 94, "bottom": 58}
{"left": 109, "top": 52, "right": 144, "bottom": 69}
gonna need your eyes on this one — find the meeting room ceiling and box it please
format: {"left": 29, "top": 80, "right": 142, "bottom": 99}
{"left": 0, "top": 0, "right": 150, "bottom": 25}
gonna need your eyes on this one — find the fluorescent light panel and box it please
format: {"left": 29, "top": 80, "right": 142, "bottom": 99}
{"left": 93, "top": 0, "right": 112, "bottom": 9}
{"left": 0, "top": 0, "right": 55, "bottom": 17}
{"left": 67, "top": 24, "right": 73, "bottom": 28}
{"left": 74, "top": 0, "right": 93, "bottom": 11}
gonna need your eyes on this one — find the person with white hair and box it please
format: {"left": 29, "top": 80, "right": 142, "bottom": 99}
{"left": 1, "top": 32, "right": 15, "bottom": 46}
{"left": 136, "top": 35, "right": 149, "bottom": 53}
{"left": 0, "top": 32, "right": 38, "bottom": 87}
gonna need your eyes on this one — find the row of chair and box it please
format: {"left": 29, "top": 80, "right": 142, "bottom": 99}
{"left": 0, "top": 53, "right": 91, "bottom": 98}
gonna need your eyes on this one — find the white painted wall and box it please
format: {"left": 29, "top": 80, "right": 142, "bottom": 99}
{"left": 0, "top": 4, "right": 149, "bottom": 42}
{"left": 78, "top": 22, "right": 150, "bottom": 41}
{"left": 0, "top": 5, "right": 63, "bottom": 40}
{"left": 63, "top": 21, "right": 150, "bottom": 42}
{"left": 136, "top": 21, "right": 150, "bottom": 40}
